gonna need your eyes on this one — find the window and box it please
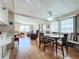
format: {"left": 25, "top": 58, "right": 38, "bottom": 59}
{"left": 20, "top": 25, "right": 32, "bottom": 32}
{"left": 43, "top": 24, "right": 47, "bottom": 33}
{"left": 43, "top": 24, "right": 50, "bottom": 33}
{"left": 50, "top": 21, "right": 59, "bottom": 32}
{"left": 60, "top": 17, "right": 73, "bottom": 33}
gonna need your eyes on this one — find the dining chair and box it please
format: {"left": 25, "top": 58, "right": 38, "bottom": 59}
{"left": 53, "top": 34, "right": 68, "bottom": 56}
{"left": 68, "top": 33, "right": 78, "bottom": 47}
{"left": 39, "top": 33, "right": 51, "bottom": 51}
{"left": 14, "top": 35, "right": 19, "bottom": 44}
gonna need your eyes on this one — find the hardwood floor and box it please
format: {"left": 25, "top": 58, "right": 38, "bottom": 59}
{"left": 10, "top": 36, "right": 79, "bottom": 59}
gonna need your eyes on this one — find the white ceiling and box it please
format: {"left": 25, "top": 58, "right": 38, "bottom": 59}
{"left": 2, "top": 0, "right": 79, "bottom": 20}
{"left": 15, "top": 15, "right": 47, "bottom": 25}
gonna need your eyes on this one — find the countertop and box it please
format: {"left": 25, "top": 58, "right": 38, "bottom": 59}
{"left": 0, "top": 36, "right": 13, "bottom": 46}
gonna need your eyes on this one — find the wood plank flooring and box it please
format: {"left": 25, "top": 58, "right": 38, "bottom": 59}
{"left": 10, "top": 37, "right": 79, "bottom": 59}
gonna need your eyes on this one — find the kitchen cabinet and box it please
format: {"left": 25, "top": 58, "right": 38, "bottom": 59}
{"left": 0, "top": 0, "right": 8, "bottom": 25}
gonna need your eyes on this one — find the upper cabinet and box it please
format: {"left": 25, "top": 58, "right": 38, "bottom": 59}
{"left": 0, "top": 0, "right": 8, "bottom": 25}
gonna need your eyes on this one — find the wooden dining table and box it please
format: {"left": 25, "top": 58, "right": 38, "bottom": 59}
{"left": 44, "top": 34, "right": 63, "bottom": 54}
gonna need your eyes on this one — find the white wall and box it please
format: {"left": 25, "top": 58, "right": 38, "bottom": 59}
{"left": 14, "top": 22, "right": 20, "bottom": 32}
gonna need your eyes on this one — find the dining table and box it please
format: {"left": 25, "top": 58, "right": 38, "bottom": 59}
{"left": 44, "top": 34, "right": 63, "bottom": 54}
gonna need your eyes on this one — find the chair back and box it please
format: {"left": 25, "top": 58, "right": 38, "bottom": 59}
{"left": 62, "top": 34, "right": 68, "bottom": 46}
{"left": 70, "top": 33, "right": 77, "bottom": 41}
{"left": 39, "top": 33, "right": 49, "bottom": 41}
{"left": 39, "top": 32, "right": 44, "bottom": 41}
{"left": 36, "top": 30, "right": 39, "bottom": 35}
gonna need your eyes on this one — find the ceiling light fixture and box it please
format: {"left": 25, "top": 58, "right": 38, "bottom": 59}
{"left": 47, "top": 17, "right": 54, "bottom": 21}
{"left": 46, "top": 11, "right": 54, "bottom": 21}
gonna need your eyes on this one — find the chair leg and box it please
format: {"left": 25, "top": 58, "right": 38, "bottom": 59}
{"left": 44, "top": 44, "right": 45, "bottom": 51}
{"left": 65, "top": 46, "right": 68, "bottom": 54}
{"left": 50, "top": 42, "right": 51, "bottom": 48}
{"left": 52, "top": 42, "right": 54, "bottom": 50}
{"left": 39, "top": 42, "right": 41, "bottom": 48}
{"left": 56, "top": 40, "right": 57, "bottom": 55}
{"left": 62, "top": 47, "right": 64, "bottom": 57}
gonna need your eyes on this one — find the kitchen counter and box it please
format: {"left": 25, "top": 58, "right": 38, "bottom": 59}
{"left": 0, "top": 36, "right": 13, "bottom": 59}
{"left": 0, "top": 38, "right": 12, "bottom": 46}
